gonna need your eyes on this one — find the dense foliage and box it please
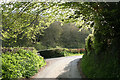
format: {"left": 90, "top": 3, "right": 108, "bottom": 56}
{"left": 2, "top": 47, "right": 38, "bottom": 53}
{"left": 2, "top": 49, "right": 46, "bottom": 79}
{"left": 38, "top": 48, "right": 65, "bottom": 58}
{"left": 81, "top": 2, "right": 120, "bottom": 78}
{"left": 1, "top": 1, "right": 120, "bottom": 78}
{"left": 52, "top": 2, "right": 120, "bottom": 78}
{"left": 81, "top": 50, "right": 119, "bottom": 78}
{"left": 1, "top": 2, "right": 56, "bottom": 46}
{"left": 0, "top": 56, "right": 2, "bottom": 79}
{"left": 38, "top": 22, "right": 90, "bottom": 49}
{"left": 2, "top": 2, "right": 90, "bottom": 49}
{"left": 38, "top": 48, "right": 84, "bottom": 58}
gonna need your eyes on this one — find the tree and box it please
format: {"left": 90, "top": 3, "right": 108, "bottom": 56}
{"left": 1, "top": 1, "right": 120, "bottom": 78}
{"left": 2, "top": 2, "right": 120, "bottom": 52}
{"left": 38, "top": 22, "right": 90, "bottom": 49}
{"left": 1, "top": 2, "right": 56, "bottom": 46}
{"left": 39, "top": 21, "right": 63, "bottom": 48}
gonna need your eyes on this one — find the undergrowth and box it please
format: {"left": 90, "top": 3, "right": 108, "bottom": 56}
{"left": 81, "top": 53, "right": 120, "bottom": 78}
{"left": 2, "top": 49, "right": 46, "bottom": 79}
{"left": 60, "top": 51, "right": 84, "bottom": 57}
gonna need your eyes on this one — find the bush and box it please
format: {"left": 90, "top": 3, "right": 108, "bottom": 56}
{"left": 81, "top": 52, "right": 120, "bottom": 78}
{"left": 38, "top": 48, "right": 64, "bottom": 58}
{"left": 2, "top": 47, "right": 38, "bottom": 54}
{"left": 33, "top": 42, "right": 46, "bottom": 50}
{"left": 60, "top": 51, "right": 84, "bottom": 56}
{"left": 68, "top": 49, "right": 85, "bottom": 54}
{"left": 2, "top": 49, "right": 46, "bottom": 79}
{"left": 81, "top": 33, "right": 120, "bottom": 78}
{"left": 85, "top": 34, "right": 94, "bottom": 55}
{"left": 38, "top": 48, "right": 84, "bottom": 58}
{"left": 0, "top": 55, "right": 2, "bottom": 79}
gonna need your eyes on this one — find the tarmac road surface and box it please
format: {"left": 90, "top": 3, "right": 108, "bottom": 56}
{"left": 32, "top": 55, "right": 83, "bottom": 78}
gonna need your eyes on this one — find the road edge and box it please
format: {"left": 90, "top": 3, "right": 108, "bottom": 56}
{"left": 77, "top": 58, "right": 86, "bottom": 78}
{"left": 31, "top": 60, "right": 50, "bottom": 78}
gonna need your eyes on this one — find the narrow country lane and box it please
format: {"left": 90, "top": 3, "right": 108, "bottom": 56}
{"left": 32, "top": 55, "right": 83, "bottom": 78}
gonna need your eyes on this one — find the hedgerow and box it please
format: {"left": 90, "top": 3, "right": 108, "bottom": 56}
{"left": 2, "top": 49, "right": 46, "bottom": 79}
{"left": 38, "top": 48, "right": 84, "bottom": 58}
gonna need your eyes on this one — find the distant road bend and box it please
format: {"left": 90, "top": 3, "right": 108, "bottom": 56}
{"left": 32, "top": 55, "right": 83, "bottom": 78}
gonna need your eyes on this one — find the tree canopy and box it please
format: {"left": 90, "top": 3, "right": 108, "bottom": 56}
{"left": 1, "top": 2, "right": 94, "bottom": 44}
{"left": 38, "top": 22, "right": 90, "bottom": 49}
{"left": 1, "top": 1, "right": 120, "bottom": 78}
{"left": 1, "top": 2, "right": 120, "bottom": 48}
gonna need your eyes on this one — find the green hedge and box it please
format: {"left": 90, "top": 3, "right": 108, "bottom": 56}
{"left": 60, "top": 51, "right": 83, "bottom": 56}
{"left": 81, "top": 53, "right": 120, "bottom": 78}
{"left": 2, "top": 49, "right": 46, "bottom": 79}
{"left": 2, "top": 47, "right": 38, "bottom": 54}
{"left": 67, "top": 49, "right": 85, "bottom": 54}
{"left": 38, "top": 48, "right": 64, "bottom": 58}
{"left": 81, "top": 34, "right": 120, "bottom": 78}
{"left": 38, "top": 48, "right": 84, "bottom": 58}
{"left": 0, "top": 56, "right": 2, "bottom": 79}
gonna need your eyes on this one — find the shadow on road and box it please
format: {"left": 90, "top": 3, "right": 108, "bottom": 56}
{"left": 56, "top": 58, "right": 81, "bottom": 79}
